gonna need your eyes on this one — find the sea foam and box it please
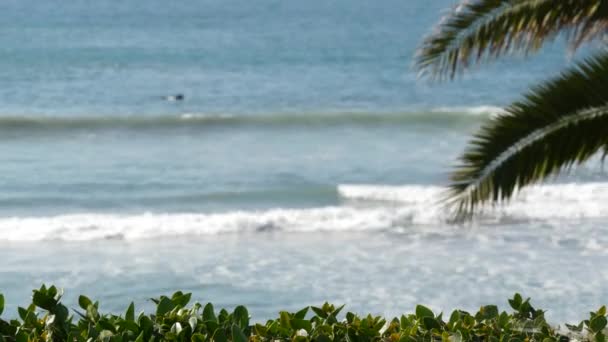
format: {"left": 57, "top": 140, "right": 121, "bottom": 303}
{"left": 1, "top": 183, "right": 607, "bottom": 241}
{"left": 431, "top": 105, "right": 505, "bottom": 116}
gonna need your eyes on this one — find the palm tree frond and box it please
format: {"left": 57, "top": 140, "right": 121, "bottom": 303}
{"left": 448, "top": 50, "right": 608, "bottom": 220}
{"left": 417, "top": 0, "right": 608, "bottom": 80}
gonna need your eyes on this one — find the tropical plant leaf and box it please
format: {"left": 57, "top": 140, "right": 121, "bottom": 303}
{"left": 0, "top": 284, "right": 589, "bottom": 341}
{"left": 447, "top": 50, "right": 608, "bottom": 219}
{"left": 417, "top": 0, "right": 608, "bottom": 79}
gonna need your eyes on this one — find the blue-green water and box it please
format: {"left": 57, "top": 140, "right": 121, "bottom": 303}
{"left": 0, "top": 0, "right": 607, "bottom": 324}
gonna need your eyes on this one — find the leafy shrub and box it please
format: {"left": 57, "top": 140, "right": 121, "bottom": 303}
{"left": 0, "top": 285, "right": 604, "bottom": 341}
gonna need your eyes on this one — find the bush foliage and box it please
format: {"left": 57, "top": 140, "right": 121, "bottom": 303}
{"left": 0, "top": 285, "right": 604, "bottom": 341}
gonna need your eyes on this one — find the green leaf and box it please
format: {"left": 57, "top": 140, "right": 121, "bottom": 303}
{"left": 15, "top": 330, "right": 27, "bottom": 342}
{"left": 331, "top": 304, "right": 345, "bottom": 317}
{"left": 498, "top": 312, "right": 510, "bottom": 328}
{"left": 97, "top": 319, "right": 116, "bottom": 333}
{"left": 206, "top": 320, "right": 219, "bottom": 333}
{"left": 519, "top": 299, "right": 533, "bottom": 316}
{"left": 233, "top": 305, "right": 249, "bottom": 329}
{"left": 254, "top": 324, "right": 268, "bottom": 337}
{"left": 316, "top": 334, "right": 331, "bottom": 342}
{"left": 291, "top": 319, "right": 312, "bottom": 332}
{"left": 98, "top": 330, "right": 114, "bottom": 342}
{"left": 212, "top": 328, "right": 227, "bottom": 342}
{"left": 79, "top": 295, "right": 93, "bottom": 311}
{"left": 219, "top": 309, "right": 229, "bottom": 323}
{"left": 448, "top": 310, "right": 460, "bottom": 325}
{"left": 445, "top": 51, "right": 608, "bottom": 220}
{"left": 509, "top": 294, "right": 523, "bottom": 311}
{"left": 134, "top": 331, "right": 144, "bottom": 342}
{"left": 47, "top": 286, "right": 58, "bottom": 299}
{"left": 32, "top": 290, "right": 56, "bottom": 311}
{"left": 183, "top": 317, "right": 195, "bottom": 332}
{"left": 415, "top": 0, "right": 604, "bottom": 79}
{"left": 231, "top": 325, "right": 248, "bottom": 342}
{"left": 279, "top": 311, "right": 291, "bottom": 329}
{"left": 171, "top": 292, "right": 192, "bottom": 308}
{"left": 203, "top": 303, "right": 217, "bottom": 323}
{"left": 54, "top": 303, "right": 69, "bottom": 323}
{"left": 139, "top": 315, "right": 153, "bottom": 335}
{"left": 125, "top": 302, "right": 135, "bottom": 322}
{"left": 170, "top": 322, "right": 183, "bottom": 335}
{"left": 566, "top": 322, "right": 584, "bottom": 332}
{"left": 87, "top": 303, "right": 99, "bottom": 321}
{"left": 116, "top": 320, "right": 139, "bottom": 333}
{"left": 423, "top": 317, "right": 441, "bottom": 330}
{"left": 170, "top": 290, "right": 183, "bottom": 299}
{"left": 479, "top": 305, "right": 499, "bottom": 320}
{"left": 0, "top": 294, "right": 4, "bottom": 316}
{"left": 451, "top": 330, "right": 463, "bottom": 342}
{"left": 17, "top": 307, "right": 27, "bottom": 321}
{"left": 0, "top": 320, "right": 15, "bottom": 336}
{"left": 590, "top": 316, "right": 608, "bottom": 333}
{"left": 192, "top": 333, "right": 206, "bottom": 342}
{"left": 311, "top": 306, "right": 327, "bottom": 319}
{"left": 155, "top": 297, "right": 175, "bottom": 317}
{"left": 294, "top": 307, "right": 309, "bottom": 320}
{"left": 415, "top": 305, "right": 434, "bottom": 319}
{"left": 346, "top": 327, "right": 358, "bottom": 342}
{"left": 346, "top": 312, "right": 355, "bottom": 323}
{"left": 373, "top": 318, "right": 386, "bottom": 333}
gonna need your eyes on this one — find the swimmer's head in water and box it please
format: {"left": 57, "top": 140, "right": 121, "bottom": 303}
{"left": 164, "top": 94, "right": 184, "bottom": 101}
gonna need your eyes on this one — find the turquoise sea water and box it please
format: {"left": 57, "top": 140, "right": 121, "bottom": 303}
{"left": 1, "top": 0, "right": 607, "bottom": 323}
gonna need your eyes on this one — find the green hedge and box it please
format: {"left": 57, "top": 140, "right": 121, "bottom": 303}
{"left": 0, "top": 285, "right": 603, "bottom": 341}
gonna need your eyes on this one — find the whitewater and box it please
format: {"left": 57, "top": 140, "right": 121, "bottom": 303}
{"left": 1, "top": 182, "right": 608, "bottom": 241}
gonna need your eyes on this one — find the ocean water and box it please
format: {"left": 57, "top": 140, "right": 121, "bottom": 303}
{"left": 0, "top": 0, "right": 606, "bottom": 324}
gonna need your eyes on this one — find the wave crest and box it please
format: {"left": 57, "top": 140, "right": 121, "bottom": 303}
{"left": 0, "top": 108, "right": 499, "bottom": 133}
{"left": 1, "top": 182, "right": 607, "bottom": 241}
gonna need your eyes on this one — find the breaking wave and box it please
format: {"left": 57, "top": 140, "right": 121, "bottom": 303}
{"left": 1, "top": 182, "right": 607, "bottom": 241}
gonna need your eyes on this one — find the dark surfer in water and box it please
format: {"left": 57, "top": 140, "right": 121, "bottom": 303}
{"left": 164, "top": 94, "right": 184, "bottom": 101}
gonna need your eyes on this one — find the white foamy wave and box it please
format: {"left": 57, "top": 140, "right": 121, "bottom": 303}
{"left": 338, "top": 184, "right": 443, "bottom": 203}
{"left": 431, "top": 105, "right": 505, "bottom": 116}
{"left": 1, "top": 182, "right": 608, "bottom": 241}
{"left": 179, "top": 113, "right": 235, "bottom": 120}
{"left": 0, "top": 207, "right": 425, "bottom": 241}
{"left": 339, "top": 182, "right": 608, "bottom": 220}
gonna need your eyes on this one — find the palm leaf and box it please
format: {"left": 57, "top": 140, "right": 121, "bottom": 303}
{"left": 448, "top": 50, "right": 608, "bottom": 220}
{"left": 417, "top": 0, "right": 608, "bottom": 80}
